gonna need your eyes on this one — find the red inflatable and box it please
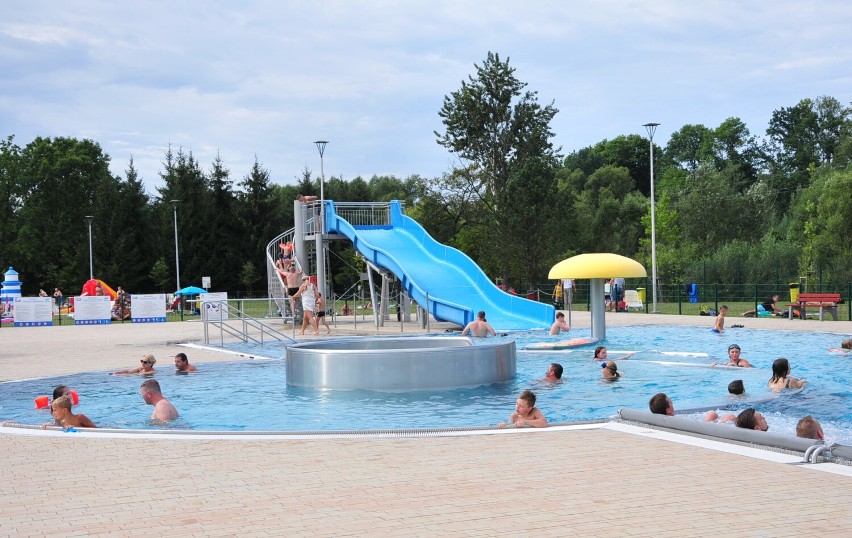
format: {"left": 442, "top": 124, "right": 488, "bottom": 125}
{"left": 81, "top": 279, "right": 117, "bottom": 300}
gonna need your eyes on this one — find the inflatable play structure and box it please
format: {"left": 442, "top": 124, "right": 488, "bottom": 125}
{"left": 81, "top": 279, "right": 117, "bottom": 300}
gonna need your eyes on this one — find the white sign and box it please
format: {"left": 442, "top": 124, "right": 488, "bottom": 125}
{"left": 74, "top": 295, "right": 112, "bottom": 325}
{"left": 202, "top": 276, "right": 211, "bottom": 289}
{"left": 13, "top": 297, "right": 53, "bottom": 327}
{"left": 202, "top": 292, "right": 229, "bottom": 321}
{"left": 131, "top": 293, "right": 167, "bottom": 323}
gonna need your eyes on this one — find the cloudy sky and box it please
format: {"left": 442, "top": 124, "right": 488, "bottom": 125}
{"left": 3, "top": 1, "right": 851, "bottom": 194}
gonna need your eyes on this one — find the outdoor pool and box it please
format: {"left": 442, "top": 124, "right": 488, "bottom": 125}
{"left": 1, "top": 325, "right": 849, "bottom": 443}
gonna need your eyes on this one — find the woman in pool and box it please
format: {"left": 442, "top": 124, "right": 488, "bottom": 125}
{"left": 768, "top": 358, "right": 805, "bottom": 391}
{"left": 593, "top": 346, "right": 634, "bottom": 362}
{"left": 112, "top": 354, "right": 157, "bottom": 375}
{"left": 601, "top": 361, "right": 620, "bottom": 380}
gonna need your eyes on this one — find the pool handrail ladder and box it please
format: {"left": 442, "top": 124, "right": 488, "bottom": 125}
{"left": 201, "top": 299, "right": 296, "bottom": 346}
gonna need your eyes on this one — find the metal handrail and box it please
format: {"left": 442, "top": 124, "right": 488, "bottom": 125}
{"left": 202, "top": 299, "right": 296, "bottom": 346}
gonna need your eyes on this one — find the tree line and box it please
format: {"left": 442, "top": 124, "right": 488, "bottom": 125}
{"left": 2, "top": 52, "right": 851, "bottom": 298}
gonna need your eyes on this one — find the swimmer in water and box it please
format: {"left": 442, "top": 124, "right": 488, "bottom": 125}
{"left": 710, "top": 344, "right": 752, "bottom": 368}
{"left": 498, "top": 390, "right": 547, "bottom": 428}
{"left": 44, "top": 396, "right": 96, "bottom": 429}
{"left": 711, "top": 305, "right": 728, "bottom": 333}
{"left": 828, "top": 338, "right": 852, "bottom": 353}
{"left": 592, "top": 346, "right": 634, "bottom": 362}
{"left": 549, "top": 312, "right": 570, "bottom": 335}
{"left": 601, "top": 361, "right": 620, "bottom": 380}
{"left": 539, "top": 363, "right": 563, "bottom": 383}
{"left": 461, "top": 310, "right": 496, "bottom": 338}
{"left": 113, "top": 354, "right": 157, "bottom": 375}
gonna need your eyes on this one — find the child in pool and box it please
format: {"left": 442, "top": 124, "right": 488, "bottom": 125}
{"left": 498, "top": 390, "right": 547, "bottom": 428}
{"left": 44, "top": 396, "right": 96, "bottom": 429}
{"left": 712, "top": 305, "right": 728, "bottom": 333}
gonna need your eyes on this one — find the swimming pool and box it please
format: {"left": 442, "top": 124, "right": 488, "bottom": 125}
{"left": 1, "top": 325, "right": 849, "bottom": 443}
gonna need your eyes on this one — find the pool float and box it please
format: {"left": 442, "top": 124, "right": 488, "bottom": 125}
{"left": 34, "top": 390, "right": 79, "bottom": 408}
{"left": 525, "top": 337, "right": 599, "bottom": 351}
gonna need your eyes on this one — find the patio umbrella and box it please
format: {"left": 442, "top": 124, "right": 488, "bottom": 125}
{"left": 175, "top": 286, "right": 209, "bottom": 296}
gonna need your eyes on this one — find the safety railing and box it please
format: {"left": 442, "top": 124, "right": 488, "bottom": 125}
{"left": 201, "top": 298, "right": 296, "bottom": 346}
{"left": 331, "top": 201, "right": 394, "bottom": 227}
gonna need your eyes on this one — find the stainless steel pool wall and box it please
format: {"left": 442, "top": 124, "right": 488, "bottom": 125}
{"left": 286, "top": 336, "right": 516, "bottom": 390}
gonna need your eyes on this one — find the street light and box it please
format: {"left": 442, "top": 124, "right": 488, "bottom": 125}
{"left": 170, "top": 200, "right": 181, "bottom": 294}
{"left": 85, "top": 215, "right": 94, "bottom": 279}
{"left": 314, "top": 140, "right": 328, "bottom": 205}
{"left": 643, "top": 122, "right": 660, "bottom": 313}
{"left": 313, "top": 140, "right": 328, "bottom": 300}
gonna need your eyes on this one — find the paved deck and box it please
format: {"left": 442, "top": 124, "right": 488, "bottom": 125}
{"left": 2, "top": 313, "right": 852, "bottom": 536}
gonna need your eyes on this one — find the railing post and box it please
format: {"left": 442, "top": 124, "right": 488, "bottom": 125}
{"left": 714, "top": 283, "right": 719, "bottom": 313}
{"left": 678, "top": 283, "right": 682, "bottom": 315}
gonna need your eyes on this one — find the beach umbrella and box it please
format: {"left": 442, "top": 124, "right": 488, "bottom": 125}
{"left": 175, "top": 286, "right": 209, "bottom": 296}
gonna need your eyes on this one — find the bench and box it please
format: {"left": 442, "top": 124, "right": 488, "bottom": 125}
{"left": 786, "top": 293, "right": 841, "bottom": 321}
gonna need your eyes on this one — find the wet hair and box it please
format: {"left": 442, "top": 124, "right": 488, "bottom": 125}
{"left": 141, "top": 379, "right": 162, "bottom": 395}
{"left": 728, "top": 380, "right": 745, "bottom": 395}
{"left": 593, "top": 346, "right": 606, "bottom": 360}
{"left": 649, "top": 393, "right": 670, "bottom": 415}
{"left": 735, "top": 408, "right": 759, "bottom": 429}
{"left": 52, "top": 385, "right": 69, "bottom": 401}
{"left": 770, "top": 358, "right": 791, "bottom": 384}
{"left": 175, "top": 352, "right": 188, "bottom": 363}
{"left": 720, "top": 305, "right": 729, "bottom": 311}
{"left": 550, "top": 363, "right": 563, "bottom": 380}
{"left": 842, "top": 339, "right": 852, "bottom": 350}
{"left": 555, "top": 312, "right": 564, "bottom": 319}
{"left": 518, "top": 390, "right": 536, "bottom": 407}
{"left": 796, "top": 415, "right": 823, "bottom": 440}
{"left": 602, "top": 361, "right": 619, "bottom": 378}
{"left": 52, "top": 395, "right": 72, "bottom": 410}
{"left": 477, "top": 310, "right": 486, "bottom": 320}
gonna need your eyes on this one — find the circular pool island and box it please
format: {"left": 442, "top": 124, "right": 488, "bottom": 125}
{"left": 286, "top": 336, "right": 516, "bottom": 390}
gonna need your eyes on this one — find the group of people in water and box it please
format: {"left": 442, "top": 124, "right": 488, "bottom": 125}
{"left": 33, "top": 353, "right": 198, "bottom": 429}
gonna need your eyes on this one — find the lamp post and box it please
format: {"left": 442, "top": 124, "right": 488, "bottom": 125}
{"left": 313, "top": 140, "right": 328, "bottom": 300}
{"left": 643, "top": 123, "right": 660, "bottom": 313}
{"left": 170, "top": 200, "right": 181, "bottom": 294}
{"left": 85, "top": 215, "right": 94, "bottom": 279}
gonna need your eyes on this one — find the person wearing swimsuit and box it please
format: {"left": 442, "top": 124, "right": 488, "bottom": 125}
{"left": 768, "top": 358, "right": 806, "bottom": 391}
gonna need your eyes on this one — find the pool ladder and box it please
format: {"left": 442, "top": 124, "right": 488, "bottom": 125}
{"left": 202, "top": 300, "right": 296, "bottom": 347}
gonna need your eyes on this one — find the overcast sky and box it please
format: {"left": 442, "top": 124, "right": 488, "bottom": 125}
{"left": 3, "top": 1, "right": 851, "bottom": 194}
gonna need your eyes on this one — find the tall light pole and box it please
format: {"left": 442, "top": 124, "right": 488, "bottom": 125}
{"left": 313, "top": 140, "right": 328, "bottom": 300}
{"left": 170, "top": 200, "right": 181, "bottom": 294}
{"left": 643, "top": 123, "right": 660, "bottom": 313}
{"left": 85, "top": 215, "right": 94, "bottom": 279}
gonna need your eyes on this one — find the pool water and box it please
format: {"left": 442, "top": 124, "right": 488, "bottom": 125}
{"left": 1, "top": 325, "right": 849, "bottom": 443}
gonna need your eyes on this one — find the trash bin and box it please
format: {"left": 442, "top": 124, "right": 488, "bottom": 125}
{"left": 636, "top": 288, "right": 646, "bottom": 303}
{"left": 789, "top": 283, "right": 800, "bottom": 303}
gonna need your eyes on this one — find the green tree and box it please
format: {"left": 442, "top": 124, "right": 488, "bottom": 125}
{"left": 16, "top": 136, "right": 117, "bottom": 293}
{"left": 149, "top": 257, "right": 171, "bottom": 292}
{"left": 435, "top": 51, "right": 559, "bottom": 286}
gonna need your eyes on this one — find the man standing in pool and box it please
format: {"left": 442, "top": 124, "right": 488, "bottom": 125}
{"left": 461, "top": 311, "right": 496, "bottom": 338}
{"left": 140, "top": 379, "right": 179, "bottom": 422}
{"left": 174, "top": 353, "right": 197, "bottom": 373}
{"left": 498, "top": 390, "right": 547, "bottom": 428}
{"left": 711, "top": 344, "right": 752, "bottom": 368}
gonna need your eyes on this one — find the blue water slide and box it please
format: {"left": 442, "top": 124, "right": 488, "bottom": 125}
{"left": 326, "top": 201, "right": 554, "bottom": 330}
